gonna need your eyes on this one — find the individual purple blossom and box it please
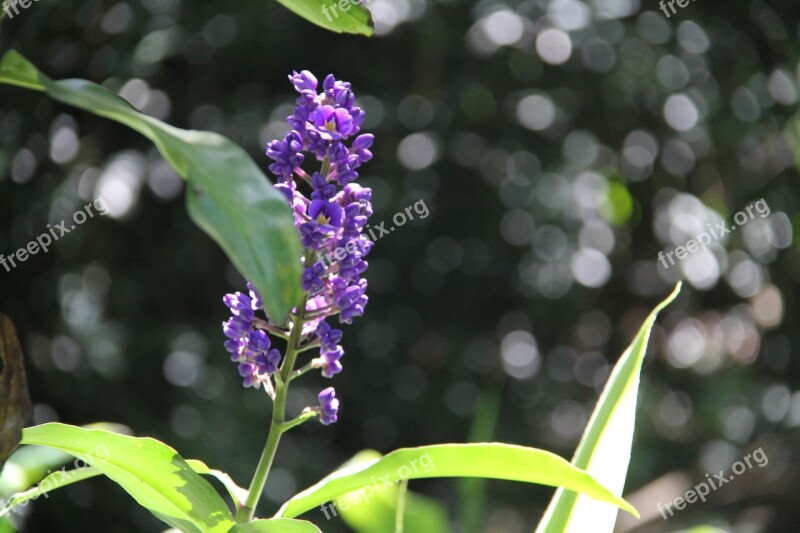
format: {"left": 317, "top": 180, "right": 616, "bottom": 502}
{"left": 316, "top": 320, "right": 343, "bottom": 351}
{"left": 318, "top": 387, "right": 339, "bottom": 425}
{"left": 302, "top": 262, "right": 326, "bottom": 292}
{"left": 223, "top": 317, "right": 251, "bottom": 340}
{"left": 311, "top": 105, "right": 355, "bottom": 141}
{"left": 290, "top": 70, "right": 318, "bottom": 92}
{"left": 310, "top": 172, "right": 337, "bottom": 200}
{"left": 247, "top": 282, "right": 263, "bottom": 311}
{"left": 255, "top": 350, "right": 281, "bottom": 375}
{"left": 320, "top": 345, "right": 344, "bottom": 378}
{"left": 299, "top": 199, "right": 345, "bottom": 249}
{"left": 223, "top": 292, "right": 255, "bottom": 322}
{"left": 308, "top": 199, "right": 344, "bottom": 227}
{"left": 352, "top": 134, "right": 374, "bottom": 162}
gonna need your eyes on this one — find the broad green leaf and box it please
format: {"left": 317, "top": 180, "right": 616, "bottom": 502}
{"left": 273, "top": 0, "right": 373, "bottom": 36}
{"left": 0, "top": 315, "right": 32, "bottom": 471}
{"left": 227, "top": 518, "right": 322, "bottom": 532}
{"left": 276, "top": 443, "right": 638, "bottom": 519}
{"left": 334, "top": 451, "right": 449, "bottom": 533}
{"left": 0, "top": 50, "right": 303, "bottom": 321}
{"left": 21, "top": 423, "right": 234, "bottom": 533}
{"left": 535, "top": 282, "right": 682, "bottom": 533}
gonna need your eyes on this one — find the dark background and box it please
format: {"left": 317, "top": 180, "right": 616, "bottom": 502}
{"left": 1, "top": 0, "right": 799, "bottom": 531}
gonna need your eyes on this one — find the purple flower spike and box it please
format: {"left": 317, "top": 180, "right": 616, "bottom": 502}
{"left": 223, "top": 70, "right": 376, "bottom": 417}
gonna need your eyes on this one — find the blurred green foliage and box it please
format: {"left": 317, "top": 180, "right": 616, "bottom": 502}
{"left": 1, "top": 0, "right": 799, "bottom": 531}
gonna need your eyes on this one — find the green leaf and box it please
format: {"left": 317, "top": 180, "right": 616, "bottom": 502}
{"left": 20, "top": 423, "right": 235, "bottom": 533}
{"left": 276, "top": 443, "right": 638, "bottom": 520}
{"left": 273, "top": 0, "right": 373, "bottom": 36}
{"left": 0, "top": 456, "right": 245, "bottom": 519}
{"left": 535, "top": 282, "right": 682, "bottom": 533}
{"left": 227, "top": 518, "right": 322, "bottom": 532}
{"left": 0, "top": 50, "right": 303, "bottom": 321}
{"left": 333, "top": 451, "right": 449, "bottom": 533}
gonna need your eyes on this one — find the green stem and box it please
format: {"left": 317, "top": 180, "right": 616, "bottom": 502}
{"left": 395, "top": 479, "right": 408, "bottom": 533}
{"left": 279, "top": 410, "right": 317, "bottom": 432}
{"left": 290, "top": 361, "right": 316, "bottom": 381}
{"left": 235, "top": 252, "right": 313, "bottom": 523}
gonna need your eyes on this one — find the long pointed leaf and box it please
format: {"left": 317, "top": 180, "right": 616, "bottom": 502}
{"left": 21, "top": 423, "right": 235, "bottom": 533}
{"left": 276, "top": 443, "right": 638, "bottom": 519}
{"left": 535, "top": 282, "right": 682, "bottom": 533}
{"left": 0, "top": 457, "right": 247, "bottom": 518}
{"left": 0, "top": 50, "right": 302, "bottom": 321}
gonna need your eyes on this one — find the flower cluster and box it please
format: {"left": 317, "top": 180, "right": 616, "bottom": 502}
{"left": 222, "top": 70, "right": 374, "bottom": 426}
{"left": 222, "top": 283, "right": 281, "bottom": 389}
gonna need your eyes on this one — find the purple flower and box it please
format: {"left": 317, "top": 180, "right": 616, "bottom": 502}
{"left": 316, "top": 320, "right": 343, "bottom": 350}
{"left": 255, "top": 349, "right": 281, "bottom": 375}
{"left": 311, "top": 105, "right": 355, "bottom": 141}
{"left": 247, "top": 282, "right": 263, "bottom": 311}
{"left": 266, "top": 132, "right": 304, "bottom": 178}
{"left": 223, "top": 317, "right": 251, "bottom": 339}
{"left": 310, "top": 172, "right": 337, "bottom": 200}
{"left": 308, "top": 199, "right": 344, "bottom": 227}
{"left": 224, "top": 292, "right": 255, "bottom": 322}
{"left": 320, "top": 345, "right": 344, "bottom": 378}
{"left": 302, "top": 262, "right": 326, "bottom": 292}
{"left": 290, "top": 70, "right": 318, "bottom": 92}
{"left": 239, "top": 363, "right": 261, "bottom": 388}
{"left": 318, "top": 387, "right": 339, "bottom": 425}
